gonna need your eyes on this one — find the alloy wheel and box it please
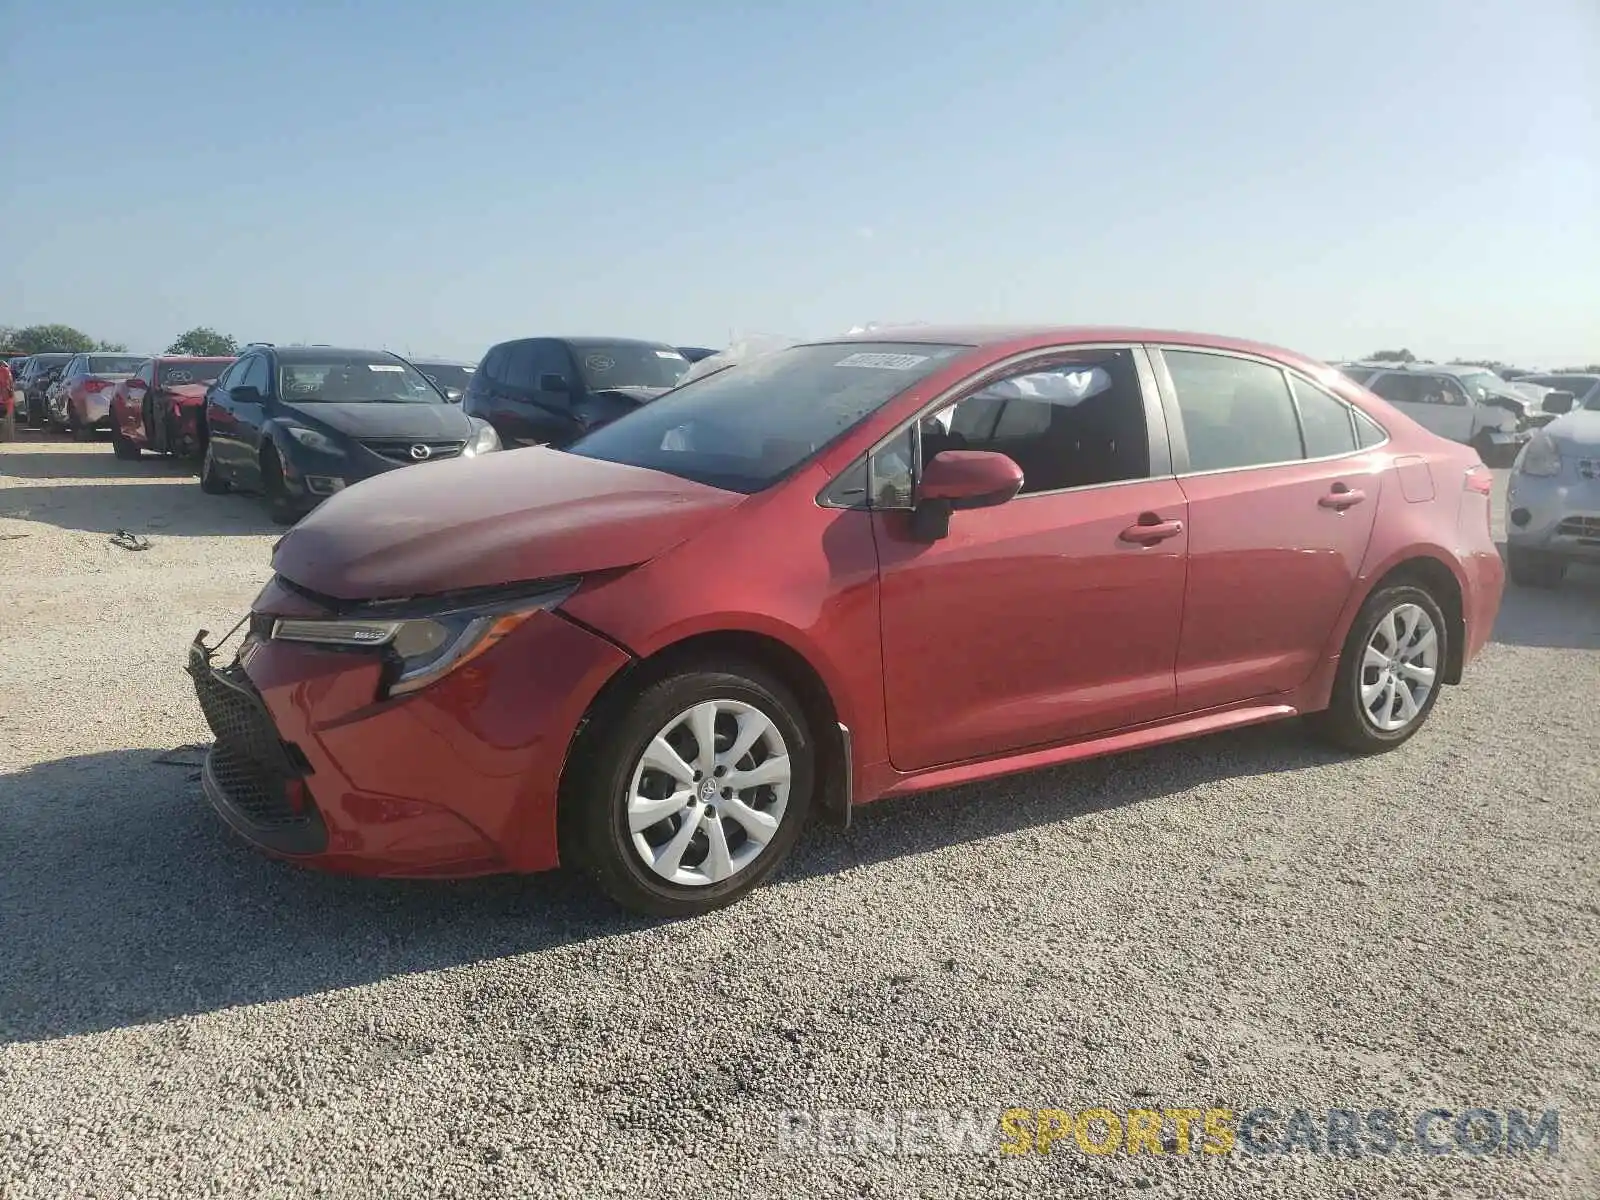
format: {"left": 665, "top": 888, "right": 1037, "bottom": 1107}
{"left": 625, "top": 699, "right": 791, "bottom": 887}
{"left": 1360, "top": 603, "right": 1439, "bottom": 732}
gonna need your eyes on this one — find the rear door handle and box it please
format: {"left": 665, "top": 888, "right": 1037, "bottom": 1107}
{"left": 1119, "top": 515, "right": 1185, "bottom": 544}
{"left": 1319, "top": 484, "right": 1366, "bottom": 510}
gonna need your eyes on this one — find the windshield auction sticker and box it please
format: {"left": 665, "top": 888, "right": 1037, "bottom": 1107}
{"left": 834, "top": 352, "right": 931, "bottom": 370}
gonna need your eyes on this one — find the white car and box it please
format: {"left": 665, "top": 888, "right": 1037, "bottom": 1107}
{"left": 1343, "top": 363, "right": 1533, "bottom": 466}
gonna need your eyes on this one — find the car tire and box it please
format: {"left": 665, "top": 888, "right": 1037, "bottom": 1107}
{"left": 261, "top": 449, "right": 297, "bottom": 524}
{"left": 1308, "top": 583, "right": 1449, "bottom": 755}
{"left": 565, "top": 660, "right": 816, "bottom": 918}
{"left": 1506, "top": 545, "right": 1566, "bottom": 589}
{"left": 111, "top": 425, "right": 141, "bottom": 460}
{"left": 199, "top": 440, "right": 229, "bottom": 494}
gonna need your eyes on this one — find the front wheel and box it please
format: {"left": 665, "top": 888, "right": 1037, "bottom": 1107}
{"left": 111, "top": 425, "right": 141, "bottom": 460}
{"left": 1308, "top": 584, "right": 1448, "bottom": 754}
{"left": 261, "top": 449, "right": 297, "bottom": 524}
{"left": 566, "top": 662, "right": 815, "bottom": 917}
{"left": 199, "top": 441, "right": 229, "bottom": 494}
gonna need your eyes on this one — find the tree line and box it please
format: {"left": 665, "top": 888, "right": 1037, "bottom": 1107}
{"left": 1362, "top": 349, "right": 1600, "bottom": 372}
{"left": 0, "top": 324, "right": 239, "bottom": 357}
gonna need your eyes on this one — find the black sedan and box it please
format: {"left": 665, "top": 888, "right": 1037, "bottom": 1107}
{"left": 462, "top": 337, "right": 691, "bottom": 449}
{"left": 199, "top": 345, "right": 500, "bottom": 523}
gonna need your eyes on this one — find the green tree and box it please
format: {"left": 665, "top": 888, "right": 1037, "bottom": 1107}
{"left": 1368, "top": 348, "right": 1416, "bottom": 363}
{"left": 10, "top": 324, "right": 99, "bottom": 354}
{"left": 166, "top": 326, "right": 238, "bottom": 357}
{"left": 94, "top": 339, "right": 128, "bottom": 352}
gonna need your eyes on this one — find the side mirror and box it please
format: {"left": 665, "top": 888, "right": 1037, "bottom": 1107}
{"left": 443, "top": 387, "right": 464, "bottom": 402}
{"left": 538, "top": 373, "right": 570, "bottom": 393}
{"left": 1542, "top": 390, "right": 1575, "bottom": 415}
{"left": 231, "top": 384, "right": 263, "bottom": 404}
{"left": 909, "top": 450, "right": 1024, "bottom": 541}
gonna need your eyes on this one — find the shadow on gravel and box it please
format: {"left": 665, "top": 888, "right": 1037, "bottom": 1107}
{"left": 0, "top": 447, "right": 179, "bottom": 481}
{"left": 0, "top": 721, "right": 1339, "bottom": 1044}
{"left": 0, "top": 482, "right": 278, "bottom": 537}
{"left": 1489, "top": 557, "right": 1600, "bottom": 652}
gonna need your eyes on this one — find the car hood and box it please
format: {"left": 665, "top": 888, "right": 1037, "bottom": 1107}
{"left": 279, "top": 401, "right": 474, "bottom": 440}
{"left": 1545, "top": 408, "right": 1600, "bottom": 448}
{"left": 271, "top": 447, "right": 743, "bottom": 601}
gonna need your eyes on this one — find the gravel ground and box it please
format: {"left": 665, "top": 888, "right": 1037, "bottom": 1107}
{"left": 2, "top": 432, "right": 1597, "bottom": 1199}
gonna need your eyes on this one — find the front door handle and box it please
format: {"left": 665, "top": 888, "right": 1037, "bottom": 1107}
{"left": 1319, "top": 484, "right": 1366, "bottom": 510}
{"left": 1120, "top": 514, "right": 1185, "bottom": 544}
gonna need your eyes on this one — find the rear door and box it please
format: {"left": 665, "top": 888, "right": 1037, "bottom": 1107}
{"left": 1154, "top": 347, "right": 1384, "bottom": 711}
{"left": 872, "top": 345, "right": 1188, "bottom": 770}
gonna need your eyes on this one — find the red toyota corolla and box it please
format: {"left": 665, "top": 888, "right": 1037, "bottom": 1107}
{"left": 110, "top": 355, "right": 236, "bottom": 459}
{"left": 187, "top": 327, "right": 1503, "bottom": 915}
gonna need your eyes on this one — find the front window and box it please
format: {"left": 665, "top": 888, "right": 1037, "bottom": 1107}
{"left": 573, "top": 344, "right": 692, "bottom": 391}
{"left": 88, "top": 355, "right": 146, "bottom": 376}
{"left": 159, "top": 360, "right": 230, "bottom": 386}
{"left": 277, "top": 354, "right": 445, "bottom": 404}
{"left": 568, "top": 341, "right": 970, "bottom": 493}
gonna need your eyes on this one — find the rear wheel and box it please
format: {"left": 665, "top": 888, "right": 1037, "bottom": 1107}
{"left": 1308, "top": 584, "right": 1448, "bottom": 754}
{"left": 111, "top": 425, "right": 141, "bottom": 460}
{"left": 565, "top": 661, "right": 815, "bottom": 917}
{"left": 199, "top": 440, "right": 229, "bottom": 494}
{"left": 261, "top": 449, "right": 297, "bottom": 524}
{"left": 1507, "top": 545, "right": 1566, "bottom": 589}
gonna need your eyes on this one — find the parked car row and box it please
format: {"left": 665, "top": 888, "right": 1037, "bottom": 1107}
{"left": 180, "top": 324, "right": 1513, "bottom": 916}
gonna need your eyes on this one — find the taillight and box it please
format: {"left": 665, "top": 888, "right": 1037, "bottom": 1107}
{"left": 83, "top": 378, "right": 110, "bottom": 393}
{"left": 1464, "top": 464, "right": 1494, "bottom": 534}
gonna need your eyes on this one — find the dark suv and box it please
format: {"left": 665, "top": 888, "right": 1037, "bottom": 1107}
{"left": 16, "top": 353, "right": 74, "bottom": 426}
{"left": 462, "top": 337, "right": 691, "bottom": 448}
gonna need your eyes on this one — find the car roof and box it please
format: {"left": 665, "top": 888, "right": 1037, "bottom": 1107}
{"left": 409, "top": 357, "right": 475, "bottom": 366}
{"left": 265, "top": 346, "right": 404, "bottom": 363}
{"left": 153, "top": 355, "right": 235, "bottom": 362}
{"left": 804, "top": 324, "right": 1336, "bottom": 374}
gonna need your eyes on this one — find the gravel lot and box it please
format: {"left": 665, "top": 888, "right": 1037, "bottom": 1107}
{"left": 2, "top": 432, "right": 1597, "bottom": 1199}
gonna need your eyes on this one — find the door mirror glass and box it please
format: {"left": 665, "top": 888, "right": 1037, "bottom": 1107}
{"left": 1541, "top": 390, "right": 1575, "bottom": 415}
{"left": 231, "top": 384, "right": 263, "bottom": 404}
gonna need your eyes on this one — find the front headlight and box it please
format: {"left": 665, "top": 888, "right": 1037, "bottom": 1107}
{"left": 1516, "top": 432, "right": 1561, "bottom": 477}
{"left": 270, "top": 581, "right": 576, "bottom": 697}
{"left": 461, "top": 421, "right": 500, "bottom": 458}
{"left": 285, "top": 425, "right": 341, "bottom": 455}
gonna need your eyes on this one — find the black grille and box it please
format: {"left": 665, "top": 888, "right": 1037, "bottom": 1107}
{"left": 1556, "top": 515, "right": 1600, "bottom": 544}
{"left": 187, "top": 643, "right": 309, "bottom": 831}
{"left": 358, "top": 438, "right": 466, "bottom": 464}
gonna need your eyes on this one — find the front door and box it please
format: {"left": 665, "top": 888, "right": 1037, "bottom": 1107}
{"left": 1157, "top": 349, "right": 1383, "bottom": 711}
{"left": 872, "top": 347, "right": 1187, "bottom": 772}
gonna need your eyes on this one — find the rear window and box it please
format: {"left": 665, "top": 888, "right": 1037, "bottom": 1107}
{"left": 159, "top": 360, "right": 230, "bottom": 386}
{"left": 89, "top": 355, "right": 146, "bottom": 376}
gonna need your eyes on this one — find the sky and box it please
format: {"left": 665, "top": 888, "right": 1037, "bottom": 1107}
{"left": 2, "top": 0, "right": 1596, "bottom": 367}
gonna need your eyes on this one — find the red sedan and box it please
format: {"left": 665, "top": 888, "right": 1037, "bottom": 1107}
{"left": 187, "top": 326, "right": 1503, "bottom": 916}
{"left": 110, "top": 355, "right": 236, "bottom": 459}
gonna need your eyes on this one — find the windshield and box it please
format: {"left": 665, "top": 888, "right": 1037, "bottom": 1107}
{"left": 159, "top": 360, "right": 231, "bottom": 387}
{"left": 88, "top": 355, "right": 146, "bottom": 377}
{"left": 1454, "top": 371, "right": 1506, "bottom": 398}
{"left": 568, "top": 341, "right": 970, "bottom": 493}
{"left": 574, "top": 344, "right": 691, "bottom": 391}
{"left": 278, "top": 354, "right": 445, "bottom": 404}
{"left": 414, "top": 363, "right": 475, "bottom": 392}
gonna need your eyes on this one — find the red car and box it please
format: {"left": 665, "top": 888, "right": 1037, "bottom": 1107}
{"left": 187, "top": 326, "right": 1504, "bottom": 916}
{"left": 110, "top": 356, "right": 236, "bottom": 459}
